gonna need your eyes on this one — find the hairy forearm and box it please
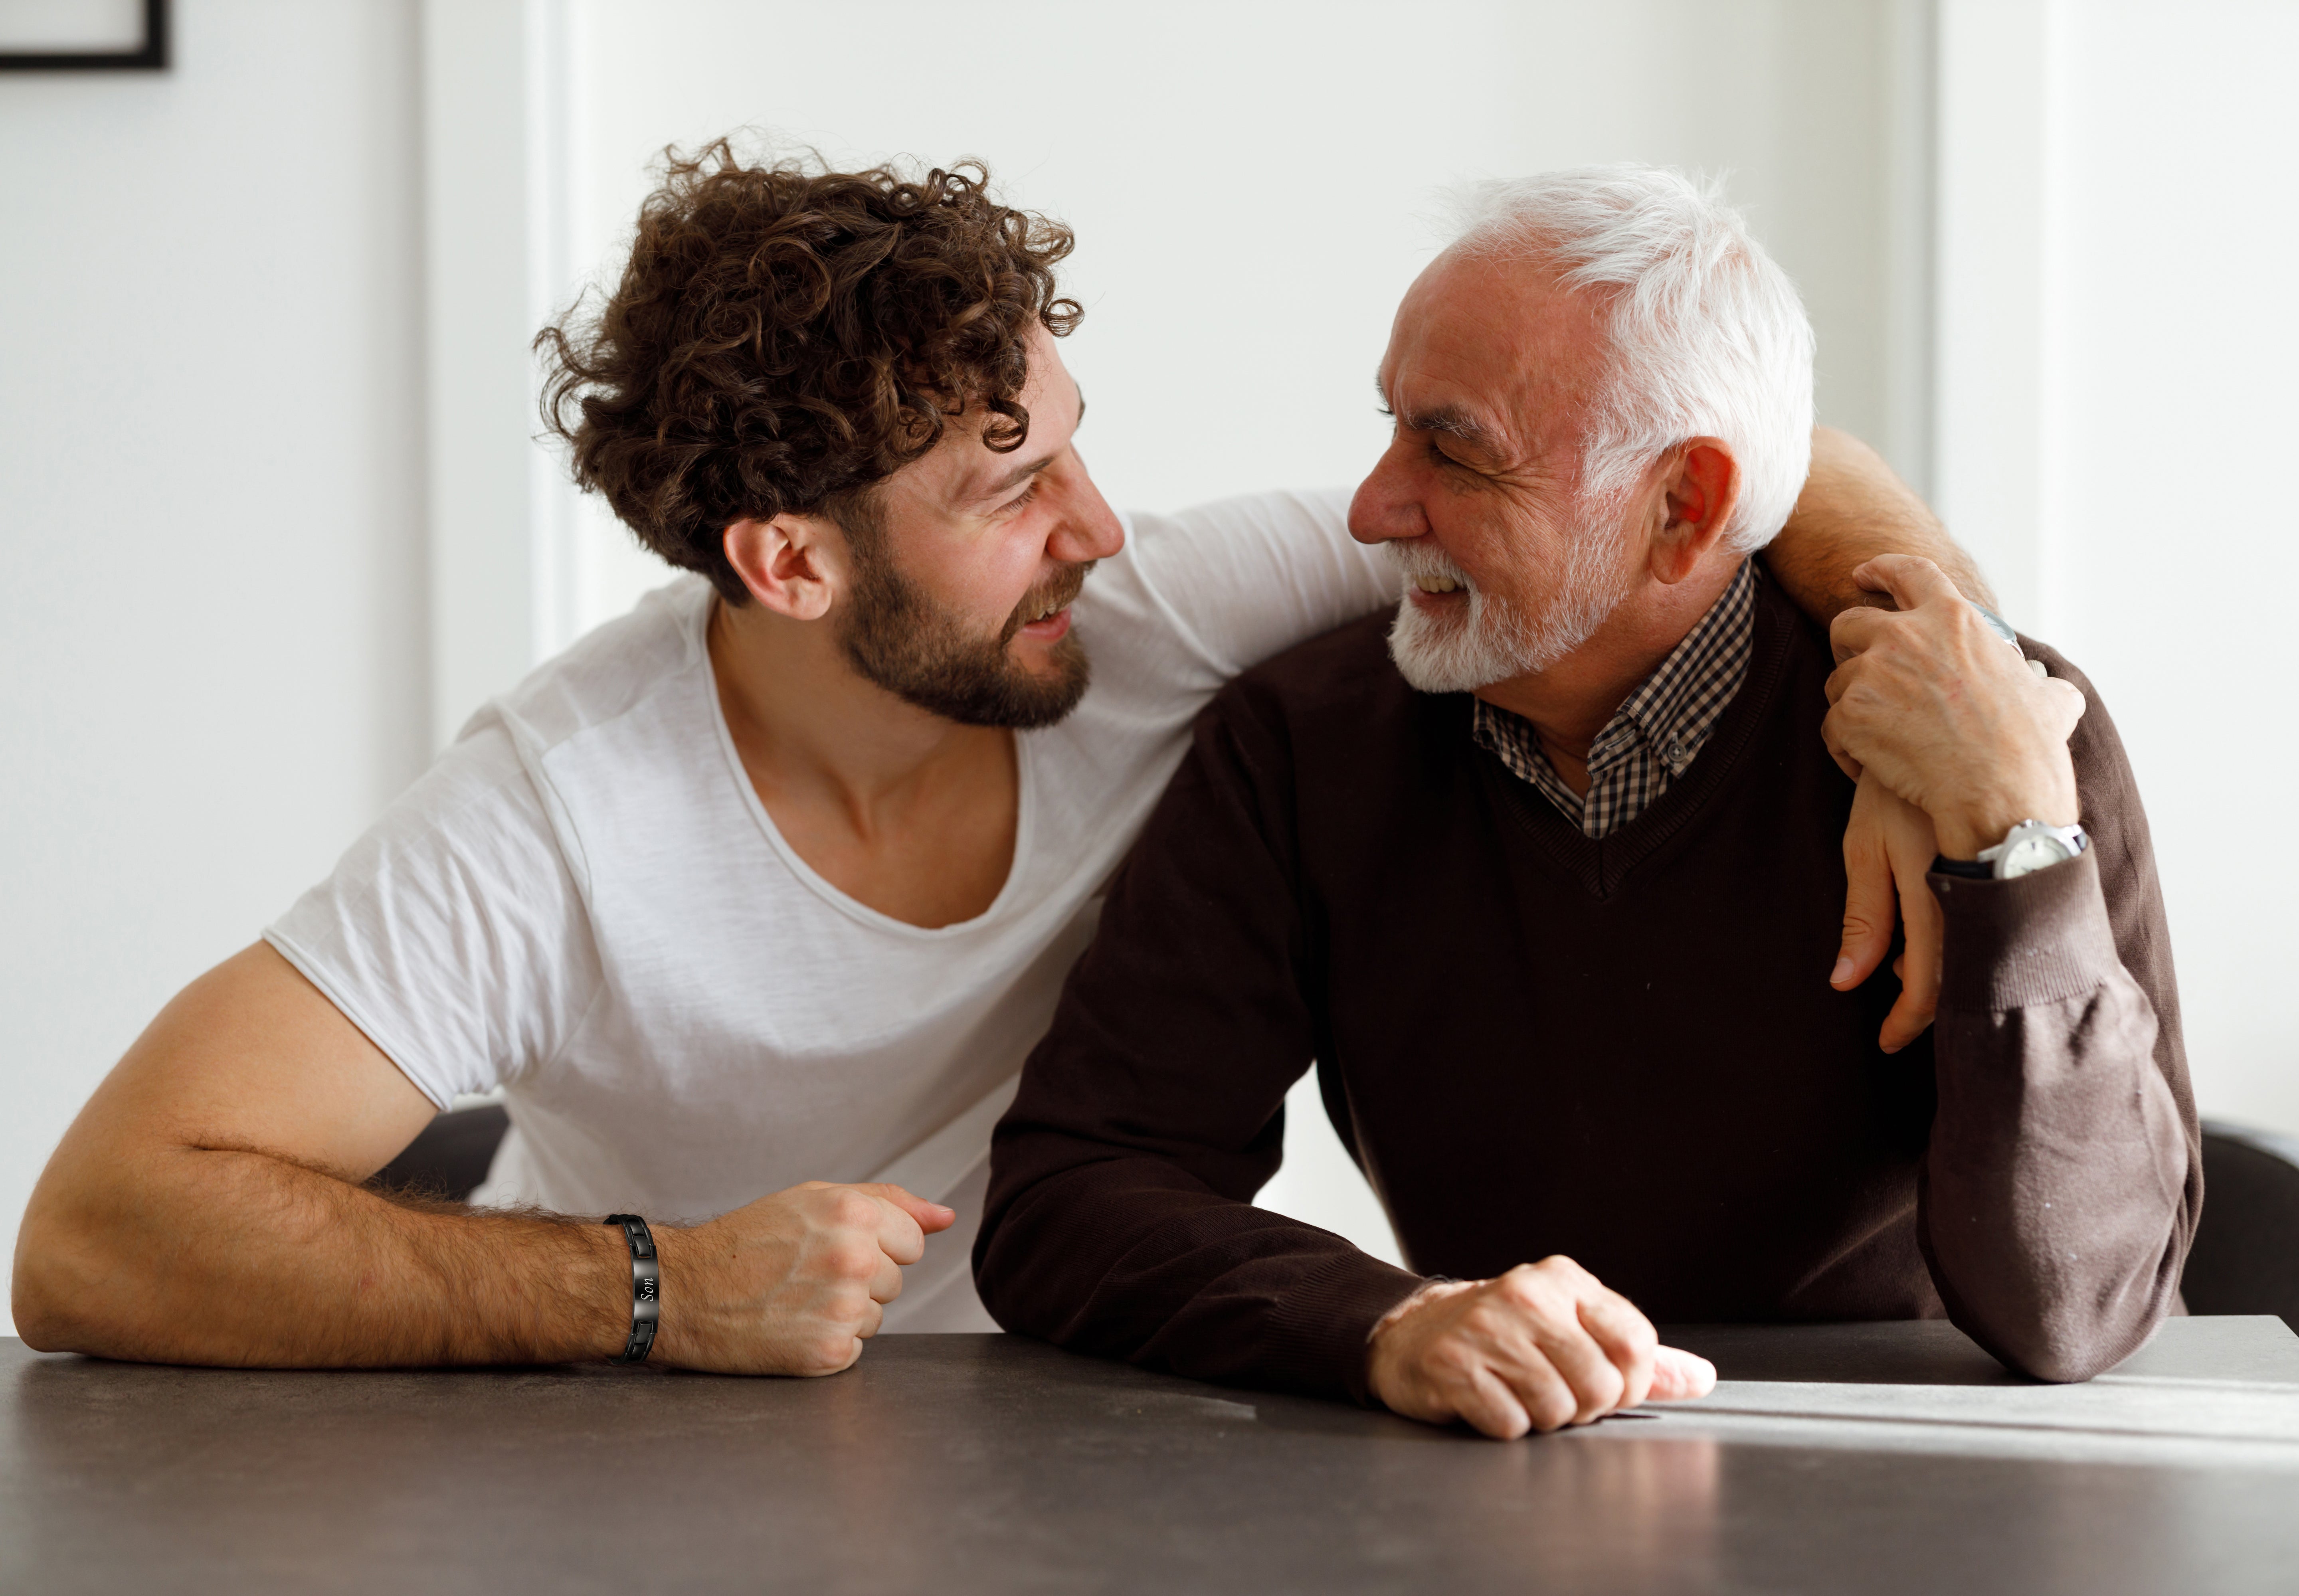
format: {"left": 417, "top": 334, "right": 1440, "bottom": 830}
{"left": 1768, "top": 427, "right": 1997, "bottom": 623}
{"left": 14, "top": 1144, "right": 629, "bottom": 1367}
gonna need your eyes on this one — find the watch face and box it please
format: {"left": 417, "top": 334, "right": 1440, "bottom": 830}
{"left": 1998, "top": 835, "right": 2072, "bottom": 879}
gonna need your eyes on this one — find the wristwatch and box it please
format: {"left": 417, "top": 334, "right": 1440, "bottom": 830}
{"left": 1928, "top": 615, "right": 2075, "bottom": 882}
{"left": 1980, "top": 818, "right": 2089, "bottom": 879}
{"left": 1936, "top": 818, "right": 2089, "bottom": 881}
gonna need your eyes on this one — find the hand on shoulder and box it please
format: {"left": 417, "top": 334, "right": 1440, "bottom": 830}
{"left": 1822, "top": 555, "right": 2086, "bottom": 858}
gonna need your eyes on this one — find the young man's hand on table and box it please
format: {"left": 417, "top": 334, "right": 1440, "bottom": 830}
{"left": 653, "top": 1181, "right": 953, "bottom": 1376}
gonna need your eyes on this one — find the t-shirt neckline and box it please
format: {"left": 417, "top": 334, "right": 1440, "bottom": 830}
{"left": 690, "top": 590, "right": 1039, "bottom": 940}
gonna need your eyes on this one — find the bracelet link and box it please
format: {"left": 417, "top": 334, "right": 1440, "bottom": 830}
{"left": 604, "top": 1213, "right": 659, "bottom": 1364}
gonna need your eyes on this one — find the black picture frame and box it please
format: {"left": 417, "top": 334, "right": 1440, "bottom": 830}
{"left": 0, "top": 0, "right": 170, "bottom": 71}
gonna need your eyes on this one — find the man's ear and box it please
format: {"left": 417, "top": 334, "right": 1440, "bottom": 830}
{"left": 723, "top": 514, "right": 841, "bottom": 620}
{"left": 1651, "top": 439, "right": 1741, "bottom": 584}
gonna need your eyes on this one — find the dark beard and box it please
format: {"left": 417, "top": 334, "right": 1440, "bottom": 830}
{"left": 836, "top": 520, "right": 1094, "bottom": 730}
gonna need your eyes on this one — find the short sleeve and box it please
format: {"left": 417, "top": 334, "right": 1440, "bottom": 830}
{"left": 1123, "top": 490, "right": 1401, "bottom": 686}
{"left": 264, "top": 718, "right": 601, "bottom": 1109}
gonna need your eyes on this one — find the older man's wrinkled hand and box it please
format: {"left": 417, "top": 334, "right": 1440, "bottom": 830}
{"left": 1822, "top": 554, "right": 2085, "bottom": 859}
{"left": 1832, "top": 773, "right": 1946, "bottom": 1052}
{"left": 1365, "top": 1257, "right": 1716, "bottom": 1439}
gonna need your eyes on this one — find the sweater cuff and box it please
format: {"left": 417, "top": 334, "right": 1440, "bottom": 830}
{"left": 1260, "top": 1250, "right": 1425, "bottom": 1406}
{"left": 1932, "top": 846, "right": 2120, "bottom": 1013}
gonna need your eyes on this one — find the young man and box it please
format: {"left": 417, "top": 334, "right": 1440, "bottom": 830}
{"left": 15, "top": 144, "right": 1987, "bottom": 1375}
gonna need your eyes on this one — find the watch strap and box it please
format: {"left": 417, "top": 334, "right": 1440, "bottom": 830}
{"left": 1931, "top": 854, "right": 1993, "bottom": 880}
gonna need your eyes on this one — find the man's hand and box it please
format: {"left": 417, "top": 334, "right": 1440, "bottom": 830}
{"left": 1825, "top": 556, "right": 2086, "bottom": 859}
{"left": 1834, "top": 773, "right": 1945, "bottom": 1053}
{"left": 1366, "top": 1257, "right": 1717, "bottom": 1439}
{"left": 653, "top": 1181, "right": 955, "bottom": 1377}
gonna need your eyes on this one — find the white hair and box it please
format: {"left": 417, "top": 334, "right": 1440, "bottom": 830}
{"left": 1444, "top": 165, "right": 1814, "bottom": 551}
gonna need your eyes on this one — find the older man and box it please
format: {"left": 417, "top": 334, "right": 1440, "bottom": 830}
{"left": 974, "top": 166, "right": 2196, "bottom": 1437}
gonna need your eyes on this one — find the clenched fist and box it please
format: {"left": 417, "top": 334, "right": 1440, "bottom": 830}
{"left": 1367, "top": 1256, "right": 1716, "bottom": 1438}
{"left": 649, "top": 1181, "right": 954, "bottom": 1376}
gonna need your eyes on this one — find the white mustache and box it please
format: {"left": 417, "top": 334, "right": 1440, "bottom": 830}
{"left": 1383, "top": 540, "right": 1476, "bottom": 593}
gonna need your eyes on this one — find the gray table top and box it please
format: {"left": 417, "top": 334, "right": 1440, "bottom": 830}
{"left": 6, "top": 1318, "right": 2297, "bottom": 1596}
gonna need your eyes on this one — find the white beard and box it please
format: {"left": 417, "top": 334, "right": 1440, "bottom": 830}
{"left": 1384, "top": 523, "right": 1630, "bottom": 694}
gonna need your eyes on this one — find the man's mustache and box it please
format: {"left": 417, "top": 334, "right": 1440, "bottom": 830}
{"left": 999, "top": 560, "right": 1097, "bottom": 643}
{"left": 1384, "top": 539, "right": 1478, "bottom": 594}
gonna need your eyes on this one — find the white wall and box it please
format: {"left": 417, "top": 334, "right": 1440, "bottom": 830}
{"left": 1933, "top": 0, "right": 2063, "bottom": 634}
{"left": 0, "top": 0, "right": 429, "bottom": 1333}
{"left": 2048, "top": 1, "right": 2299, "bottom": 1131}
{"left": 1931, "top": 0, "right": 2298, "bottom": 1134}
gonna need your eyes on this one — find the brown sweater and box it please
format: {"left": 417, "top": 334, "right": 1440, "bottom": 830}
{"left": 975, "top": 578, "right": 2199, "bottom": 1399}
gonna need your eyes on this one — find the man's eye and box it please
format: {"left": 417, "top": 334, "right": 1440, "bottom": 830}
{"left": 1002, "top": 481, "right": 1042, "bottom": 515}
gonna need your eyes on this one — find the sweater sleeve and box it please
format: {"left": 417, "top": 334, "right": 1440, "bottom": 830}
{"left": 1919, "top": 645, "right": 2200, "bottom": 1382}
{"left": 973, "top": 685, "right": 1423, "bottom": 1403}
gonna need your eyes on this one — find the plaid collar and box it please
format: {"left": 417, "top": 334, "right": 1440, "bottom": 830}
{"left": 1472, "top": 558, "right": 1758, "bottom": 839}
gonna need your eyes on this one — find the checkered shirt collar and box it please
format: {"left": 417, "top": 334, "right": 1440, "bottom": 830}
{"left": 1472, "top": 558, "right": 1759, "bottom": 839}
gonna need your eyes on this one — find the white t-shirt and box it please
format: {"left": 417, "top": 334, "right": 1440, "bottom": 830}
{"left": 266, "top": 490, "right": 1397, "bottom": 1330}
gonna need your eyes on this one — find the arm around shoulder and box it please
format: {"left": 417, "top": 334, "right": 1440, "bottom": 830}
{"left": 1115, "top": 490, "right": 1399, "bottom": 687}
{"left": 1767, "top": 427, "right": 1998, "bottom": 625}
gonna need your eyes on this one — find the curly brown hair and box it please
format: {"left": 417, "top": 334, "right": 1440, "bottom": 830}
{"left": 537, "top": 139, "right": 1083, "bottom": 601}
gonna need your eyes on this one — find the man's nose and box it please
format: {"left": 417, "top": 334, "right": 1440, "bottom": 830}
{"left": 1047, "top": 453, "right": 1126, "bottom": 564}
{"left": 1348, "top": 441, "right": 1427, "bottom": 546}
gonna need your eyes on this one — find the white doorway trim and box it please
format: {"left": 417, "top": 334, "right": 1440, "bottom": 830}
{"left": 417, "top": 0, "right": 589, "bottom": 749}
{"left": 1932, "top": 0, "right": 2068, "bottom": 633}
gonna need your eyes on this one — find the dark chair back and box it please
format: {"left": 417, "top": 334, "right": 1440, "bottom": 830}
{"left": 2182, "top": 1121, "right": 2299, "bottom": 1332}
{"left": 369, "top": 1103, "right": 511, "bottom": 1203}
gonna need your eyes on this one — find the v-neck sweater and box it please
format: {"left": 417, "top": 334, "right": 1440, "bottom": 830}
{"left": 1474, "top": 555, "right": 1758, "bottom": 837}
{"left": 977, "top": 576, "right": 2199, "bottom": 1398}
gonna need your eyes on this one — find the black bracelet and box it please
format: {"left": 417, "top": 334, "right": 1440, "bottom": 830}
{"left": 603, "top": 1214, "right": 659, "bottom": 1364}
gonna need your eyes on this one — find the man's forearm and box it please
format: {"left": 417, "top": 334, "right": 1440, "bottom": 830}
{"left": 1914, "top": 651, "right": 2198, "bottom": 1382}
{"left": 1922, "top": 854, "right": 2190, "bottom": 1380}
{"left": 979, "top": 1143, "right": 1420, "bottom": 1401}
{"left": 976, "top": 697, "right": 1424, "bottom": 1400}
{"left": 1768, "top": 427, "right": 1997, "bottom": 623}
{"left": 15, "top": 1143, "right": 629, "bottom": 1367}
